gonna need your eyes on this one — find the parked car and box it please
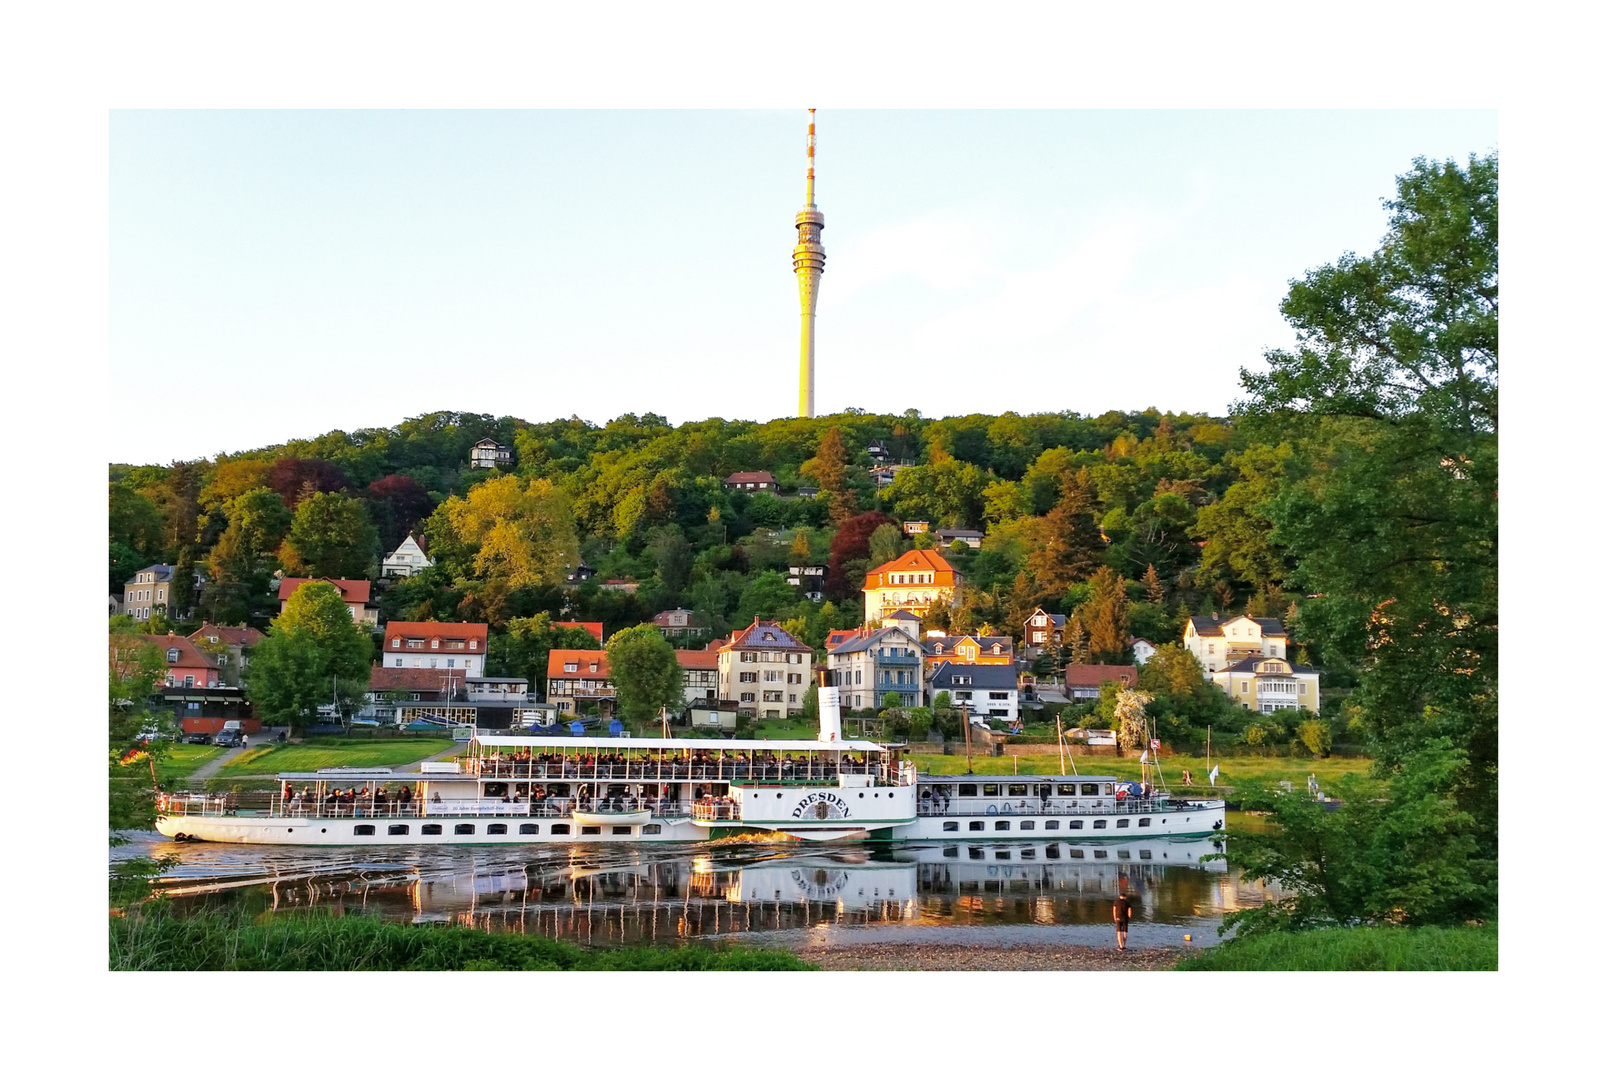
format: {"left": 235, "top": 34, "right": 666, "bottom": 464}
{"left": 186, "top": 732, "right": 213, "bottom": 745}
{"left": 214, "top": 730, "right": 244, "bottom": 748}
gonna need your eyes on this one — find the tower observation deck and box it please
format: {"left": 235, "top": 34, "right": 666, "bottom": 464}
{"left": 793, "top": 109, "right": 825, "bottom": 419}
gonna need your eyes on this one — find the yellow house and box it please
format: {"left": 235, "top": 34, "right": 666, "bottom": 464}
{"left": 922, "top": 633, "right": 1014, "bottom": 670}
{"left": 1184, "top": 615, "right": 1290, "bottom": 673}
{"left": 862, "top": 549, "right": 961, "bottom": 623}
{"left": 1211, "top": 656, "right": 1319, "bottom": 715}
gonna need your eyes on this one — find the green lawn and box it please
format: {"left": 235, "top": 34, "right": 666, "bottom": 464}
{"left": 1176, "top": 924, "right": 1496, "bottom": 971}
{"left": 908, "top": 752, "right": 1372, "bottom": 793}
{"left": 753, "top": 717, "right": 823, "bottom": 740}
{"left": 153, "top": 744, "right": 225, "bottom": 783}
{"left": 215, "top": 737, "right": 455, "bottom": 777}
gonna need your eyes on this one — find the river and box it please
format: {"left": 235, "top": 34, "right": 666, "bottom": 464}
{"left": 112, "top": 815, "right": 1276, "bottom": 952}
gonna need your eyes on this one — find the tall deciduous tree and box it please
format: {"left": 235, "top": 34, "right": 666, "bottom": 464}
{"left": 205, "top": 487, "right": 291, "bottom": 625}
{"left": 1239, "top": 154, "right": 1498, "bottom": 860}
{"left": 605, "top": 625, "right": 684, "bottom": 722}
{"left": 437, "top": 474, "right": 579, "bottom": 591}
{"left": 486, "top": 614, "right": 601, "bottom": 687}
{"left": 109, "top": 632, "right": 168, "bottom": 840}
{"left": 252, "top": 581, "right": 373, "bottom": 728}
{"left": 278, "top": 491, "right": 379, "bottom": 580}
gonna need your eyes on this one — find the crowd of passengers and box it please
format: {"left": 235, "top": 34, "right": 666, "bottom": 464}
{"left": 475, "top": 749, "right": 880, "bottom": 780}
{"left": 276, "top": 782, "right": 685, "bottom": 816}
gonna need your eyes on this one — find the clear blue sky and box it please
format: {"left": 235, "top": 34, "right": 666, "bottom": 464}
{"left": 111, "top": 109, "right": 1496, "bottom": 464}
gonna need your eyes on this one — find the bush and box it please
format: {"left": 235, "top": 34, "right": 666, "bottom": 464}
{"left": 1177, "top": 924, "right": 1496, "bottom": 971}
{"left": 1297, "top": 719, "right": 1332, "bottom": 757}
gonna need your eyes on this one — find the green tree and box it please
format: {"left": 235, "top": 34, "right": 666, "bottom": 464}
{"left": 437, "top": 474, "right": 579, "bottom": 590}
{"left": 251, "top": 581, "right": 373, "bottom": 729}
{"left": 278, "top": 491, "right": 379, "bottom": 579}
{"left": 486, "top": 615, "right": 601, "bottom": 685}
{"left": 109, "top": 631, "right": 169, "bottom": 840}
{"left": 204, "top": 487, "right": 291, "bottom": 625}
{"left": 881, "top": 691, "right": 902, "bottom": 712}
{"left": 868, "top": 522, "right": 906, "bottom": 567}
{"left": 1113, "top": 688, "right": 1154, "bottom": 752}
{"left": 1239, "top": 154, "right": 1498, "bottom": 858}
{"left": 736, "top": 570, "right": 797, "bottom": 623}
{"left": 1075, "top": 567, "right": 1130, "bottom": 663}
{"left": 110, "top": 483, "right": 165, "bottom": 591}
{"left": 1192, "top": 443, "right": 1294, "bottom": 595}
{"left": 605, "top": 625, "right": 685, "bottom": 722}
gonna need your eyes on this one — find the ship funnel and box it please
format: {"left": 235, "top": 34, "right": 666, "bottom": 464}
{"left": 818, "top": 686, "right": 843, "bottom": 743}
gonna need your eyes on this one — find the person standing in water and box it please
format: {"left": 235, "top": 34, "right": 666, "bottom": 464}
{"left": 1113, "top": 879, "right": 1135, "bottom": 952}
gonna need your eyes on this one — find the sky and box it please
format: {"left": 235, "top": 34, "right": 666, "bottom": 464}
{"left": 110, "top": 109, "right": 1497, "bottom": 464}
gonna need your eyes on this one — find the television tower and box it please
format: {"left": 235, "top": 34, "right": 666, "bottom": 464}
{"left": 793, "top": 109, "right": 826, "bottom": 419}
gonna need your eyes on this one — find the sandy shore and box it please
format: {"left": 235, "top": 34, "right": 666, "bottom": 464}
{"left": 792, "top": 942, "right": 1187, "bottom": 971}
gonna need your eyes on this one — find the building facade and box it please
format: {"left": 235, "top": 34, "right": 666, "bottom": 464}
{"left": 723, "top": 471, "right": 777, "bottom": 492}
{"left": 929, "top": 661, "right": 1019, "bottom": 722}
{"left": 1183, "top": 615, "right": 1291, "bottom": 673}
{"left": 123, "top": 564, "right": 203, "bottom": 622}
{"left": 717, "top": 619, "right": 812, "bottom": 718}
{"left": 382, "top": 535, "right": 433, "bottom": 578}
{"left": 826, "top": 624, "right": 925, "bottom": 710}
{"left": 1062, "top": 663, "right": 1140, "bottom": 704}
{"left": 923, "top": 633, "right": 1014, "bottom": 669}
{"left": 862, "top": 549, "right": 961, "bottom": 624}
{"left": 675, "top": 648, "right": 720, "bottom": 706}
{"left": 381, "top": 621, "right": 489, "bottom": 679}
{"left": 1212, "top": 656, "right": 1320, "bottom": 714}
{"left": 1023, "top": 608, "right": 1066, "bottom": 654}
{"left": 469, "top": 438, "right": 513, "bottom": 469}
{"left": 545, "top": 649, "right": 616, "bottom": 716}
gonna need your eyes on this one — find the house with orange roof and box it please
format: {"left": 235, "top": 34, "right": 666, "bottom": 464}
{"left": 546, "top": 649, "right": 615, "bottom": 716}
{"left": 381, "top": 621, "right": 489, "bottom": 678}
{"left": 553, "top": 621, "right": 604, "bottom": 644}
{"left": 861, "top": 549, "right": 962, "bottom": 623}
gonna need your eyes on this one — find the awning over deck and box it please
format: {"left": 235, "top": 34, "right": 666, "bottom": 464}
{"left": 471, "top": 735, "right": 885, "bottom": 753}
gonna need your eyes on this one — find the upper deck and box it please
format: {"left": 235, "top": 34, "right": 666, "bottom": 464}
{"left": 467, "top": 735, "right": 908, "bottom": 785}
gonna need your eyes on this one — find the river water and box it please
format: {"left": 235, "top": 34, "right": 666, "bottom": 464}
{"left": 113, "top": 819, "right": 1276, "bottom": 952}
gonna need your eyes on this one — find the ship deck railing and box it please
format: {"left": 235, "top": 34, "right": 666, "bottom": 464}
{"left": 916, "top": 796, "right": 1213, "bottom": 817}
{"left": 471, "top": 761, "right": 890, "bottom": 784}
{"left": 157, "top": 793, "right": 693, "bottom": 820}
{"left": 689, "top": 799, "right": 741, "bottom": 821}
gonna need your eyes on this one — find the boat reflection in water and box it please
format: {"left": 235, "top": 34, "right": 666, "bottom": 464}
{"left": 133, "top": 834, "right": 1269, "bottom": 948}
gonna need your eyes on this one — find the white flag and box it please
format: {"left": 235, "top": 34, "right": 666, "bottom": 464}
{"left": 1208, "top": 765, "right": 1219, "bottom": 786}
{"left": 1138, "top": 749, "right": 1149, "bottom": 764}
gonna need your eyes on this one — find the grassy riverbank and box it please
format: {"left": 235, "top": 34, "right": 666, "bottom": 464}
{"left": 908, "top": 753, "right": 1372, "bottom": 795}
{"left": 153, "top": 744, "right": 225, "bottom": 783}
{"left": 1175, "top": 924, "right": 1497, "bottom": 971}
{"left": 110, "top": 906, "right": 816, "bottom": 971}
{"left": 214, "top": 736, "right": 455, "bottom": 778}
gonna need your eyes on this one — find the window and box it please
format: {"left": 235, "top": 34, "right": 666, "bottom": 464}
{"left": 612, "top": 826, "right": 632, "bottom": 835}
{"left": 1080, "top": 783, "right": 1101, "bottom": 796}
{"left": 1045, "top": 820, "right": 1060, "bottom": 830}
{"left": 942, "top": 821, "right": 959, "bottom": 832}
{"left": 641, "top": 824, "right": 661, "bottom": 835}
{"left": 1299, "top": 683, "right": 1307, "bottom": 695}
{"left": 943, "top": 846, "right": 959, "bottom": 858}
{"left": 994, "top": 820, "right": 1010, "bottom": 831}
{"left": 1020, "top": 820, "right": 1035, "bottom": 831}
{"left": 565, "top": 662, "right": 578, "bottom": 672}
{"left": 388, "top": 824, "right": 410, "bottom": 835}
{"left": 354, "top": 825, "right": 375, "bottom": 836}
{"left": 1116, "top": 819, "right": 1130, "bottom": 828}
{"left": 580, "top": 826, "right": 601, "bottom": 836}
{"left": 391, "top": 638, "right": 400, "bottom": 648}
{"left": 422, "top": 824, "right": 443, "bottom": 835}
{"left": 470, "top": 639, "right": 478, "bottom": 650}
{"left": 431, "top": 639, "right": 440, "bottom": 649}
{"left": 487, "top": 823, "right": 507, "bottom": 835}
{"left": 983, "top": 784, "right": 1000, "bottom": 797}
{"left": 394, "top": 658, "right": 402, "bottom": 667}
{"left": 166, "top": 648, "right": 181, "bottom": 662}
{"left": 740, "top": 693, "right": 755, "bottom": 703}
{"left": 1094, "top": 820, "right": 1108, "bottom": 829}
{"left": 958, "top": 784, "right": 977, "bottom": 797}
{"left": 763, "top": 691, "right": 782, "bottom": 702}
{"left": 989, "top": 691, "right": 1009, "bottom": 700}
{"left": 1070, "top": 820, "right": 1084, "bottom": 830}
{"left": 994, "top": 849, "right": 1010, "bottom": 859}
{"left": 1056, "top": 784, "right": 1077, "bottom": 796}
{"left": 454, "top": 823, "right": 475, "bottom": 834}
{"left": 1138, "top": 818, "right": 1150, "bottom": 827}
{"left": 969, "top": 821, "right": 985, "bottom": 832}
{"left": 740, "top": 651, "right": 756, "bottom": 663}
{"left": 447, "top": 659, "right": 455, "bottom": 669}
{"left": 740, "top": 672, "right": 757, "bottom": 683}
{"left": 550, "top": 824, "right": 570, "bottom": 835}
{"left": 1094, "top": 849, "right": 1108, "bottom": 859}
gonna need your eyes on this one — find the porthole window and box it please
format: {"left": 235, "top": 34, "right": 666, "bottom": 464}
{"left": 641, "top": 824, "right": 661, "bottom": 835}
{"left": 519, "top": 823, "right": 539, "bottom": 835}
{"left": 1094, "top": 820, "right": 1108, "bottom": 829}
{"left": 1020, "top": 821, "right": 1036, "bottom": 831}
{"left": 388, "top": 824, "right": 409, "bottom": 835}
{"left": 968, "top": 847, "right": 984, "bottom": 860}
{"left": 942, "top": 846, "right": 959, "bottom": 858}
{"left": 969, "top": 821, "right": 985, "bottom": 832}
{"left": 1139, "top": 850, "right": 1153, "bottom": 860}
{"left": 581, "top": 826, "right": 601, "bottom": 835}
{"left": 551, "top": 824, "right": 571, "bottom": 835}
{"left": 1138, "top": 817, "right": 1150, "bottom": 827}
{"left": 422, "top": 824, "right": 442, "bottom": 835}
{"left": 454, "top": 823, "right": 475, "bottom": 835}
{"left": 942, "top": 821, "right": 959, "bottom": 832}
{"left": 487, "top": 823, "right": 507, "bottom": 835}
{"left": 994, "top": 820, "right": 1010, "bottom": 831}
{"left": 612, "top": 826, "right": 633, "bottom": 835}
{"left": 1071, "top": 820, "right": 1084, "bottom": 830}
{"left": 1118, "top": 850, "right": 1131, "bottom": 859}
{"left": 859, "top": 792, "right": 865, "bottom": 798}
{"left": 354, "top": 825, "right": 375, "bottom": 836}
{"left": 1094, "top": 849, "right": 1108, "bottom": 859}
{"left": 1045, "top": 820, "right": 1060, "bottom": 830}
{"left": 1117, "top": 819, "right": 1130, "bottom": 828}
{"left": 994, "top": 849, "right": 1011, "bottom": 859}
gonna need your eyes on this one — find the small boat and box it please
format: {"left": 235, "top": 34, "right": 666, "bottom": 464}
{"left": 571, "top": 808, "right": 653, "bottom": 828}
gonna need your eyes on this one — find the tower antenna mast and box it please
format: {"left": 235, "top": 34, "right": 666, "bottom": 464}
{"left": 793, "top": 109, "right": 826, "bottom": 419}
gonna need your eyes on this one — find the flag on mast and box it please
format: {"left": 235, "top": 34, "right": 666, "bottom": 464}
{"left": 1208, "top": 764, "right": 1220, "bottom": 786}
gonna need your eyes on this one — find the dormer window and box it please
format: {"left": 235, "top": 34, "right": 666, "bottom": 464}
{"left": 431, "top": 639, "right": 440, "bottom": 649}
{"left": 469, "top": 639, "right": 478, "bottom": 650}
{"left": 588, "top": 662, "right": 598, "bottom": 673}
{"left": 166, "top": 648, "right": 181, "bottom": 663}
{"left": 564, "top": 662, "right": 578, "bottom": 673}
{"left": 391, "top": 638, "right": 401, "bottom": 648}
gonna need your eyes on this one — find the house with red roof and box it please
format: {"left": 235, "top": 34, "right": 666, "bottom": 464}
{"left": 381, "top": 621, "right": 489, "bottom": 678}
{"left": 189, "top": 623, "right": 264, "bottom": 684}
{"left": 143, "top": 633, "right": 222, "bottom": 689}
{"left": 723, "top": 471, "right": 777, "bottom": 492}
{"left": 277, "top": 577, "right": 379, "bottom": 626}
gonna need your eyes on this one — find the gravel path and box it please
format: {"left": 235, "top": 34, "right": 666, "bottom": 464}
{"left": 792, "top": 942, "right": 1187, "bottom": 971}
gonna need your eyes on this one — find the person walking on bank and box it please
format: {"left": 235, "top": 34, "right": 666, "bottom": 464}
{"left": 1113, "top": 880, "right": 1135, "bottom": 952}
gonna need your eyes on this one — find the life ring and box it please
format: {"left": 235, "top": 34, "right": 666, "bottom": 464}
{"left": 986, "top": 804, "right": 998, "bottom": 815}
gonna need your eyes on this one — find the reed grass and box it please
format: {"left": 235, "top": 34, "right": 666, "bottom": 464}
{"left": 109, "top": 906, "right": 816, "bottom": 971}
{"left": 1175, "top": 924, "right": 1496, "bottom": 971}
